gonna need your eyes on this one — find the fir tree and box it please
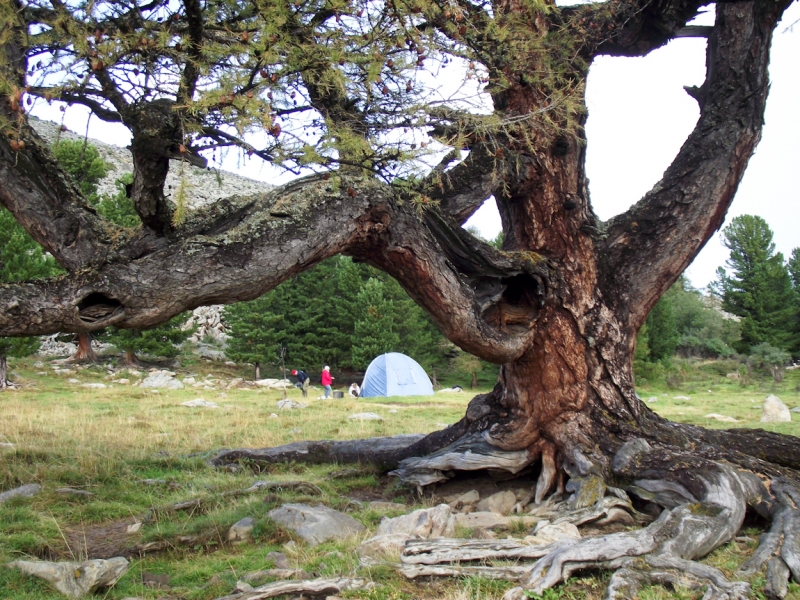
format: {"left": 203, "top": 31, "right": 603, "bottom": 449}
{"left": 351, "top": 278, "right": 400, "bottom": 370}
{"left": 224, "top": 297, "right": 282, "bottom": 380}
{"left": 714, "top": 215, "right": 796, "bottom": 353}
{"left": 103, "top": 314, "right": 192, "bottom": 365}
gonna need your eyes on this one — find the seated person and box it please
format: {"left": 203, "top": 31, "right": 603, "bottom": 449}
{"left": 348, "top": 382, "right": 361, "bottom": 397}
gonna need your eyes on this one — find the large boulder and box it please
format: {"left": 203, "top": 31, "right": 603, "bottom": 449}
{"left": 358, "top": 505, "right": 455, "bottom": 559}
{"left": 0, "top": 483, "right": 41, "bottom": 504}
{"left": 140, "top": 372, "right": 184, "bottom": 390}
{"left": 8, "top": 558, "right": 129, "bottom": 597}
{"left": 476, "top": 490, "right": 517, "bottom": 515}
{"left": 268, "top": 504, "right": 365, "bottom": 546}
{"left": 761, "top": 395, "right": 791, "bottom": 423}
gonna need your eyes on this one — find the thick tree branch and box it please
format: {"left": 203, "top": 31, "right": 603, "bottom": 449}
{"left": 569, "top": 0, "right": 708, "bottom": 59}
{"left": 0, "top": 174, "right": 550, "bottom": 363}
{"left": 601, "top": 0, "right": 789, "bottom": 332}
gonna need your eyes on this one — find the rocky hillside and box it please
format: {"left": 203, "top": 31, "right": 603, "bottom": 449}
{"left": 31, "top": 117, "right": 272, "bottom": 211}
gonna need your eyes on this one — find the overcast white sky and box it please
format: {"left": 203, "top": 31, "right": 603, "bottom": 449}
{"left": 465, "top": 1, "right": 800, "bottom": 289}
{"left": 32, "top": 2, "right": 798, "bottom": 290}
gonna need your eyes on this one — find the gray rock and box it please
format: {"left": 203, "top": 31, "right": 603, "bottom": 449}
{"left": 266, "top": 551, "right": 291, "bottom": 569}
{"left": 790, "top": 407, "right": 800, "bottom": 413}
{"left": 374, "top": 504, "right": 455, "bottom": 539}
{"left": 525, "top": 521, "right": 581, "bottom": 545}
{"left": 456, "top": 490, "right": 480, "bottom": 505}
{"left": 268, "top": 503, "right": 366, "bottom": 546}
{"left": 476, "top": 490, "right": 517, "bottom": 515}
{"left": 347, "top": 412, "right": 383, "bottom": 421}
{"left": 0, "top": 483, "right": 42, "bottom": 504}
{"left": 140, "top": 372, "right": 184, "bottom": 390}
{"left": 356, "top": 533, "right": 410, "bottom": 559}
{"left": 762, "top": 395, "right": 791, "bottom": 423}
{"left": 8, "top": 557, "right": 129, "bottom": 597}
{"left": 647, "top": 396, "right": 658, "bottom": 403}
{"left": 673, "top": 395, "right": 691, "bottom": 400}
{"left": 705, "top": 413, "right": 739, "bottom": 423}
{"left": 277, "top": 399, "right": 307, "bottom": 410}
{"left": 180, "top": 398, "right": 219, "bottom": 408}
{"left": 454, "top": 511, "right": 538, "bottom": 531}
{"left": 228, "top": 517, "right": 256, "bottom": 544}
{"left": 55, "top": 487, "right": 95, "bottom": 497}
{"left": 81, "top": 383, "right": 107, "bottom": 389}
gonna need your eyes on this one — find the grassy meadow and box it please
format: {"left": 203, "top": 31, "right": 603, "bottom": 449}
{"left": 1, "top": 355, "right": 799, "bottom": 600}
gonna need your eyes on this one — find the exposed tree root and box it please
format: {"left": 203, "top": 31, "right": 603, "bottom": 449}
{"left": 211, "top": 577, "right": 371, "bottom": 600}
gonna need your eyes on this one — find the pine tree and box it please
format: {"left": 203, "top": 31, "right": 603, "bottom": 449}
{"left": 351, "top": 278, "right": 400, "bottom": 370}
{"left": 0, "top": 209, "right": 62, "bottom": 387}
{"left": 714, "top": 215, "right": 796, "bottom": 353}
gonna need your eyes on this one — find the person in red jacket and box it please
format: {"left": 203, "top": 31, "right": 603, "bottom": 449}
{"left": 321, "top": 365, "right": 334, "bottom": 398}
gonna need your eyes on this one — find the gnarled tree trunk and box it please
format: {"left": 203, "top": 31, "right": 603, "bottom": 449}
{"left": 1, "top": 0, "right": 798, "bottom": 596}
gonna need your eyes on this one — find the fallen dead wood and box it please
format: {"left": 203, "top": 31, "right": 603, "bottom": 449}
{"left": 212, "top": 577, "right": 371, "bottom": 600}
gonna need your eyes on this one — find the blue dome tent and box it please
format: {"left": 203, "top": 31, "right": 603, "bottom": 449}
{"left": 360, "top": 353, "right": 434, "bottom": 398}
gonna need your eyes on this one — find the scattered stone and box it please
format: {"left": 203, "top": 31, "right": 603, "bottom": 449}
{"left": 359, "top": 505, "right": 455, "bottom": 559}
{"left": 269, "top": 413, "right": 279, "bottom": 418}
{"left": 388, "top": 409, "right": 398, "bottom": 413}
{"left": 454, "top": 511, "right": 538, "bottom": 531}
{"left": 0, "top": 483, "right": 42, "bottom": 504}
{"left": 368, "top": 501, "right": 407, "bottom": 511}
{"left": 267, "top": 551, "right": 291, "bottom": 569}
{"left": 526, "top": 521, "right": 581, "bottom": 545}
{"left": 227, "top": 378, "right": 244, "bottom": 389}
{"left": 228, "top": 517, "right": 256, "bottom": 544}
{"left": 472, "top": 527, "right": 498, "bottom": 539}
{"left": 55, "top": 487, "right": 94, "bottom": 497}
{"left": 142, "top": 572, "right": 170, "bottom": 590}
{"left": 726, "top": 372, "right": 740, "bottom": 380}
{"left": 705, "top": 413, "right": 739, "bottom": 423}
{"left": 476, "top": 490, "right": 517, "bottom": 515}
{"left": 81, "top": 383, "right": 107, "bottom": 389}
{"left": 277, "top": 399, "right": 307, "bottom": 410}
{"left": 256, "top": 378, "right": 293, "bottom": 389}
{"left": 647, "top": 396, "right": 658, "bottom": 403}
{"left": 791, "top": 407, "right": 800, "bottom": 413}
{"left": 68, "top": 378, "right": 81, "bottom": 384}
{"left": 761, "top": 395, "right": 791, "bottom": 423}
{"left": 182, "top": 377, "right": 196, "bottom": 385}
{"left": 116, "top": 378, "right": 129, "bottom": 384}
{"left": 456, "top": 490, "right": 480, "bottom": 505}
{"left": 268, "top": 504, "right": 366, "bottom": 546}
{"left": 347, "top": 412, "right": 383, "bottom": 421}
{"left": 140, "top": 372, "right": 184, "bottom": 390}
{"left": 8, "top": 557, "right": 129, "bottom": 597}
{"left": 234, "top": 581, "right": 254, "bottom": 593}
{"left": 34, "top": 361, "right": 44, "bottom": 368}
{"left": 673, "top": 396, "right": 691, "bottom": 400}
{"left": 375, "top": 504, "right": 455, "bottom": 538}
{"left": 180, "top": 398, "right": 219, "bottom": 408}
{"left": 126, "top": 522, "right": 142, "bottom": 534}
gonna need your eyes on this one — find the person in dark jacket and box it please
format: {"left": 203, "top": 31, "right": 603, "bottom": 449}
{"left": 292, "top": 369, "right": 309, "bottom": 397}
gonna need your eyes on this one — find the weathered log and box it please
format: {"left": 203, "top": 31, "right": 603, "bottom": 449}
{"left": 211, "top": 434, "right": 426, "bottom": 471}
{"left": 212, "top": 577, "right": 371, "bottom": 600}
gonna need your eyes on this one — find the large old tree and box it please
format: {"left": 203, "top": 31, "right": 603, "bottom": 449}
{"left": 1, "top": 0, "right": 799, "bottom": 596}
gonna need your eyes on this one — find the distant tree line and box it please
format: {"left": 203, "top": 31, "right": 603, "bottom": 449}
{"left": 223, "top": 256, "right": 452, "bottom": 380}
